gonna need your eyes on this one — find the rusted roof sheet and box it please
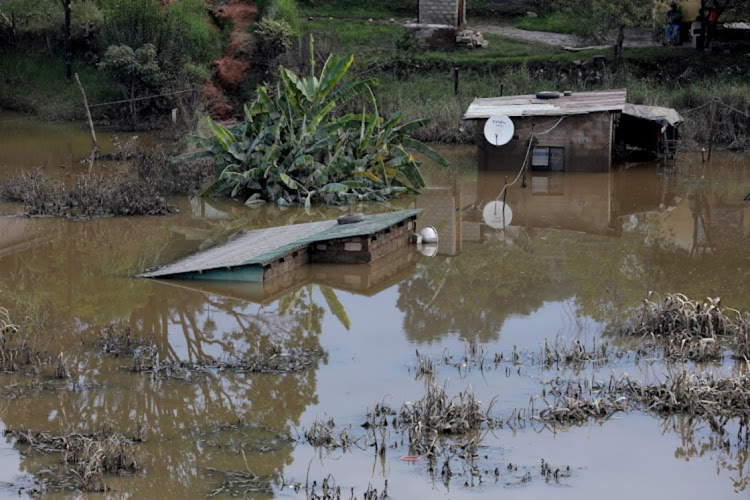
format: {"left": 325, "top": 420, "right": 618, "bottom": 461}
{"left": 138, "top": 209, "right": 421, "bottom": 279}
{"left": 463, "top": 89, "right": 627, "bottom": 120}
{"left": 623, "top": 104, "right": 684, "bottom": 128}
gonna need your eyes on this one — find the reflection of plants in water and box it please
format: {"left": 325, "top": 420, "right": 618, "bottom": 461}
{"left": 397, "top": 233, "right": 554, "bottom": 343}
{"left": 278, "top": 284, "right": 350, "bottom": 331}
{"left": 665, "top": 414, "right": 749, "bottom": 493}
{"left": 1, "top": 280, "right": 332, "bottom": 496}
{"left": 567, "top": 190, "right": 750, "bottom": 325}
{"left": 0, "top": 218, "right": 175, "bottom": 325}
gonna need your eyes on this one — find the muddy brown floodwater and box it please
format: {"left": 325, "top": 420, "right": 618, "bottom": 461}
{"left": 0, "top": 114, "right": 749, "bottom": 498}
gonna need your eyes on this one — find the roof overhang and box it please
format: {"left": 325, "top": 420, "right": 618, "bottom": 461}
{"left": 463, "top": 89, "right": 627, "bottom": 120}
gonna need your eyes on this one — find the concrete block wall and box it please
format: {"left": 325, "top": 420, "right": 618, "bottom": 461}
{"left": 477, "top": 112, "right": 614, "bottom": 173}
{"left": 262, "top": 248, "right": 310, "bottom": 280}
{"left": 310, "top": 218, "right": 417, "bottom": 264}
{"left": 368, "top": 218, "right": 416, "bottom": 261}
{"left": 419, "top": 0, "right": 461, "bottom": 26}
{"left": 311, "top": 237, "right": 371, "bottom": 264}
{"left": 407, "top": 24, "right": 457, "bottom": 49}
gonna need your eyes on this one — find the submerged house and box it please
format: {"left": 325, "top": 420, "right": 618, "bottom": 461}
{"left": 463, "top": 89, "right": 683, "bottom": 172}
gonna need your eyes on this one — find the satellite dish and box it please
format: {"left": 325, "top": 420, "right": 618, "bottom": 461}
{"left": 483, "top": 201, "right": 513, "bottom": 229}
{"left": 483, "top": 115, "right": 514, "bottom": 146}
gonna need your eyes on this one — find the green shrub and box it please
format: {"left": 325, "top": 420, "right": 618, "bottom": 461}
{"left": 254, "top": 18, "right": 295, "bottom": 68}
{"left": 183, "top": 62, "right": 211, "bottom": 85}
{"left": 296, "top": 0, "right": 415, "bottom": 17}
{"left": 258, "top": 0, "right": 301, "bottom": 32}
{"left": 178, "top": 39, "right": 448, "bottom": 207}
{"left": 467, "top": 0, "right": 531, "bottom": 19}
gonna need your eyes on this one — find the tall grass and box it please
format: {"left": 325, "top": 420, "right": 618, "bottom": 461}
{"left": 100, "top": 0, "right": 219, "bottom": 71}
{"left": 0, "top": 54, "right": 116, "bottom": 119}
{"left": 167, "top": 0, "right": 222, "bottom": 63}
{"left": 515, "top": 11, "right": 597, "bottom": 37}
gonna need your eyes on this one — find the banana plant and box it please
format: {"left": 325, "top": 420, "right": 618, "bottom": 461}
{"left": 173, "top": 36, "right": 448, "bottom": 206}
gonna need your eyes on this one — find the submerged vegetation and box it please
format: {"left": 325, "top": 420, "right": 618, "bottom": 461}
{"left": 0, "top": 143, "right": 212, "bottom": 217}
{"left": 4, "top": 427, "right": 140, "bottom": 492}
{"left": 621, "top": 292, "right": 750, "bottom": 361}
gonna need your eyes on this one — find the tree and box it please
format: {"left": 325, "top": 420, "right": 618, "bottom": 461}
{"left": 554, "top": 0, "right": 654, "bottom": 69}
{"left": 98, "top": 43, "right": 165, "bottom": 128}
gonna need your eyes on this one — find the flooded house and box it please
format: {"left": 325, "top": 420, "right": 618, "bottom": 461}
{"left": 463, "top": 89, "right": 683, "bottom": 173}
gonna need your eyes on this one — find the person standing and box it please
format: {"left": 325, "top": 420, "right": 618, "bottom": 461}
{"left": 665, "top": 2, "right": 683, "bottom": 45}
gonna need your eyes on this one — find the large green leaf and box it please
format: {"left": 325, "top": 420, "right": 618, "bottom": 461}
{"left": 328, "top": 78, "right": 378, "bottom": 108}
{"left": 206, "top": 117, "right": 235, "bottom": 151}
{"left": 319, "top": 183, "right": 349, "bottom": 193}
{"left": 279, "top": 172, "right": 300, "bottom": 189}
{"left": 183, "top": 39, "right": 442, "bottom": 206}
{"left": 317, "top": 53, "right": 354, "bottom": 101}
{"left": 320, "top": 286, "right": 351, "bottom": 330}
{"left": 401, "top": 137, "right": 450, "bottom": 167}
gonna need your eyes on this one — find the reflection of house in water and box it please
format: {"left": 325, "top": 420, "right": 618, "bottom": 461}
{"left": 151, "top": 243, "right": 418, "bottom": 306}
{"left": 419, "top": 164, "right": 750, "bottom": 254}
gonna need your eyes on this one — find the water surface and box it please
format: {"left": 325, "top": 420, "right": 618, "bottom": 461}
{"left": 0, "top": 118, "right": 749, "bottom": 498}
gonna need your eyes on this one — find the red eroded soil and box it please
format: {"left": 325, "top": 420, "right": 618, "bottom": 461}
{"left": 204, "top": 0, "right": 258, "bottom": 120}
{"left": 201, "top": 82, "right": 235, "bottom": 121}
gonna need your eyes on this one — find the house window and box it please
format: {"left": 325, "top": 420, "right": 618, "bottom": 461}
{"left": 532, "top": 147, "right": 565, "bottom": 172}
{"left": 532, "top": 147, "right": 549, "bottom": 167}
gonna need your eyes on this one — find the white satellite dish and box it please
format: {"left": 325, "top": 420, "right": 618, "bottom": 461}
{"left": 483, "top": 201, "right": 513, "bottom": 229}
{"left": 483, "top": 115, "right": 514, "bottom": 146}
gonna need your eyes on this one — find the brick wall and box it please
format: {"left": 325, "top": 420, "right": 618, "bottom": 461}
{"left": 310, "top": 217, "right": 417, "bottom": 264}
{"left": 477, "top": 112, "right": 614, "bottom": 173}
{"left": 262, "top": 248, "right": 310, "bottom": 281}
{"left": 419, "top": 0, "right": 461, "bottom": 26}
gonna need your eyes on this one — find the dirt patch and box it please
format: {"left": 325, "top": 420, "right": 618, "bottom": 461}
{"left": 201, "top": 82, "right": 235, "bottom": 121}
{"left": 474, "top": 24, "right": 660, "bottom": 49}
{"left": 212, "top": 56, "right": 251, "bottom": 90}
{"left": 206, "top": 0, "right": 258, "bottom": 118}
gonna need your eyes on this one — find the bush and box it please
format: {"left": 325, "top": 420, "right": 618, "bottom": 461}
{"left": 179, "top": 39, "right": 449, "bottom": 207}
{"left": 254, "top": 18, "right": 295, "bottom": 69}
{"left": 99, "top": 0, "right": 217, "bottom": 72}
{"left": 98, "top": 0, "right": 217, "bottom": 124}
{"left": 259, "top": 0, "right": 301, "bottom": 31}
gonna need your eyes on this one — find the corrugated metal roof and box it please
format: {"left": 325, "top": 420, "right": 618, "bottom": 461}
{"left": 463, "top": 89, "right": 627, "bottom": 120}
{"left": 138, "top": 209, "right": 421, "bottom": 279}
